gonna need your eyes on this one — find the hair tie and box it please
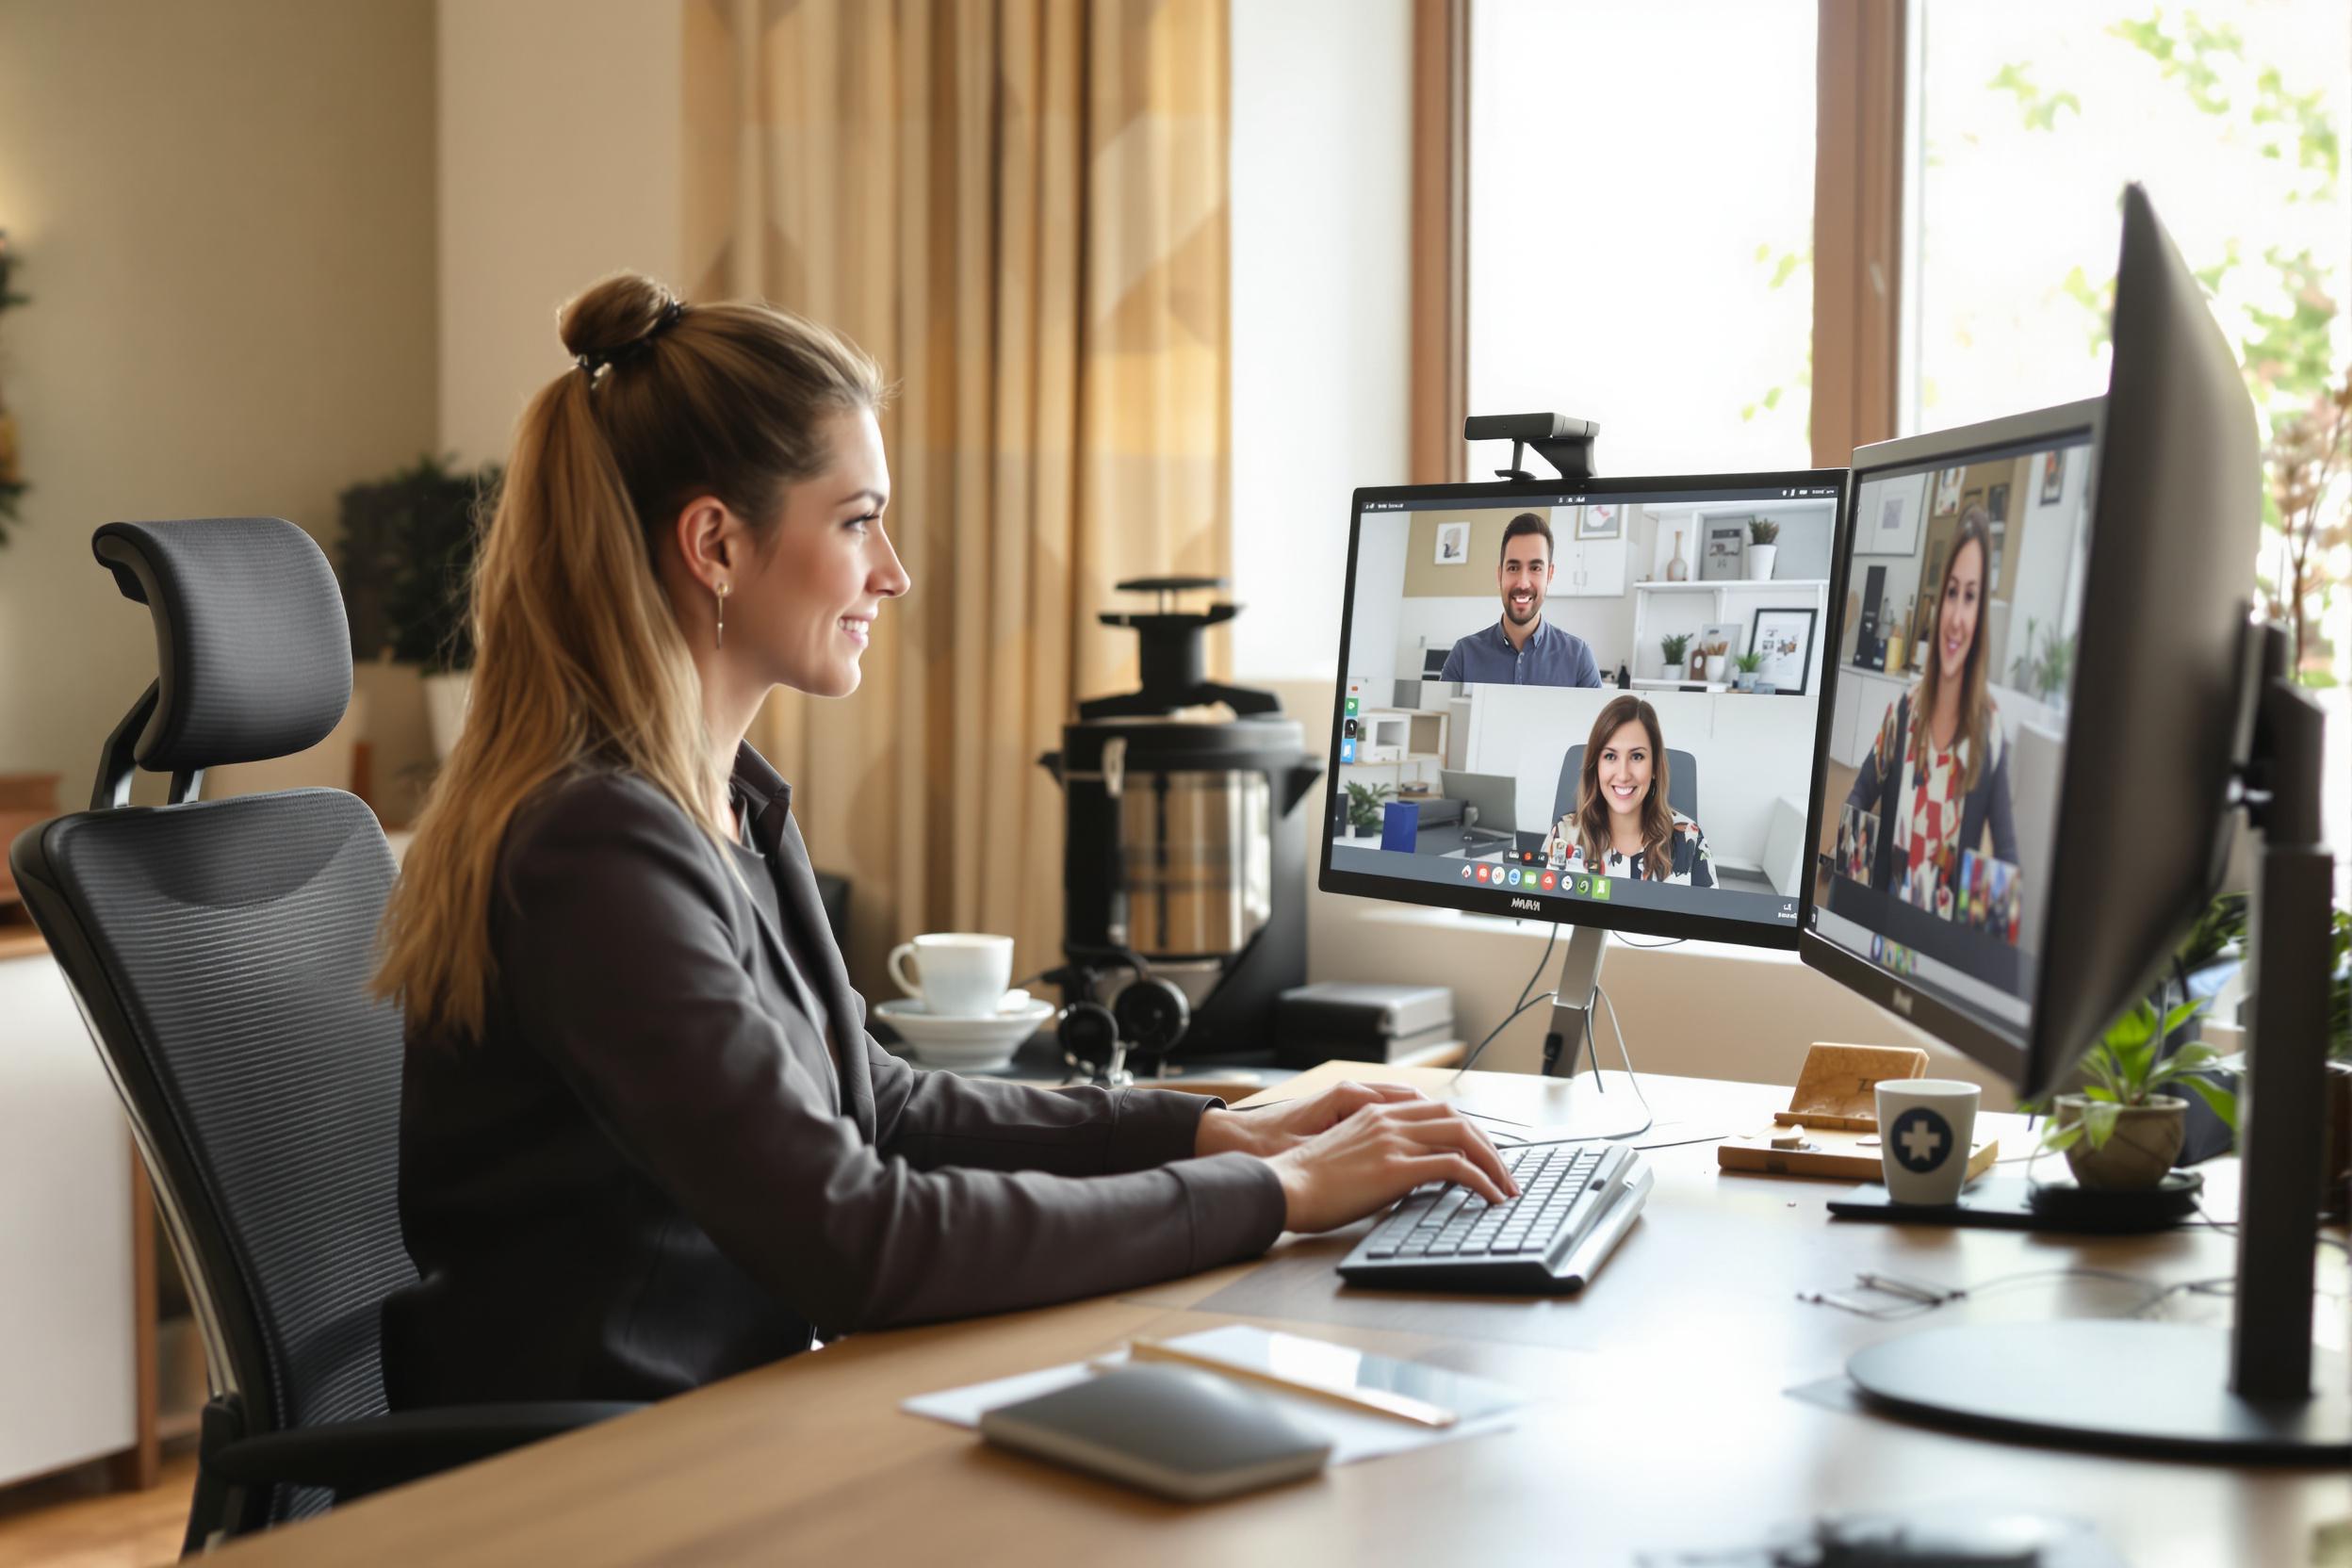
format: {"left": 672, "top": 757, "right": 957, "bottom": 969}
{"left": 577, "top": 297, "right": 688, "bottom": 377}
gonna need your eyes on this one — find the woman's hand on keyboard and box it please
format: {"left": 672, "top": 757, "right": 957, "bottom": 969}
{"left": 1195, "top": 1079, "right": 1430, "bottom": 1160}
{"left": 1264, "top": 1100, "right": 1518, "bottom": 1233}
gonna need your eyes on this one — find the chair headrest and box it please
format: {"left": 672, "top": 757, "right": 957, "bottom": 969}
{"left": 93, "top": 518, "right": 351, "bottom": 772}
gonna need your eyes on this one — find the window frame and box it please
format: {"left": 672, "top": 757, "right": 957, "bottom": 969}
{"left": 1417, "top": 1, "right": 1909, "bottom": 475}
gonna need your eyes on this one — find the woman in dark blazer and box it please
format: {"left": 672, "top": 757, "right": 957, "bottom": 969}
{"left": 1843, "top": 506, "right": 2019, "bottom": 919}
{"left": 373, "top": 276, "right": 1514, "bottom": 1408}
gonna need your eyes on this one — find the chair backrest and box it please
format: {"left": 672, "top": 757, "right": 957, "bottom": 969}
{"left": 1553, "top": 744, "right": 1700, "bottom": 827}
{"left": 8, "top": 518, "right": 412, "bottom": 1525}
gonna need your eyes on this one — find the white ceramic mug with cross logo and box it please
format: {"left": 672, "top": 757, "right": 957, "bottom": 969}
{"left": 1874, "top": 1079, "right": 1983, "bottom": 1204}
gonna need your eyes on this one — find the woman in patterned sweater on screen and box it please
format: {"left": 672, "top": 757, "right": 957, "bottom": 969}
{"left": 1841, "top": 506, "right": 2019, "bottom": 921}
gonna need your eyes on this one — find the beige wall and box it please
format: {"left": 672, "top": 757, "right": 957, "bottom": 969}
{"left": 436, "top": 0, "right": 684, "bottom": 467}
{"left": 0, "top": 0, "right": 437, "bottom": 805}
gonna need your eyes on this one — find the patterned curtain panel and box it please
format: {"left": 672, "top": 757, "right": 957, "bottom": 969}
{"left": 683, "top": 0, "right": 1231, "bottom": 994}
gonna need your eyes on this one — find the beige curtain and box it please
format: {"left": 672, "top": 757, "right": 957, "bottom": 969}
{"left": 683, "top": 0, "right": 1231, "bottom": 997}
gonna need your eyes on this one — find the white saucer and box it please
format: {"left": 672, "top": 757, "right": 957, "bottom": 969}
{"left": 875, "top": 996, "right": 1055, "bottom": 1071}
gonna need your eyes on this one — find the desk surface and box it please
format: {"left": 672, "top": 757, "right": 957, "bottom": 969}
{"left": 215, "top": 1066, "right": 2348, "bottom": 1566}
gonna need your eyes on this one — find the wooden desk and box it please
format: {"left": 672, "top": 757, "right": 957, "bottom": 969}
{"left": 213, "top": 1065, "right": 2348, "bottom": 1566}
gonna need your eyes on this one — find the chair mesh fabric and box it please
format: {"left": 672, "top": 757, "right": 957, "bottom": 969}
{"left": 40, "top": 789, "right": 411, "bottom": 1520}
{"left": 95, "top": 518, "right": 352, "bottom": 771}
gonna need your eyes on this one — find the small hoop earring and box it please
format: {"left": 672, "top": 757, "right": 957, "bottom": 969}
{"left": 714, "top": 581, "right": 729, "bottom": 650}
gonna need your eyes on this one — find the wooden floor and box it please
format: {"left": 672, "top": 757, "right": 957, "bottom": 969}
{"left": 0, "top": 1454, "right": 193, "bottom": 1568}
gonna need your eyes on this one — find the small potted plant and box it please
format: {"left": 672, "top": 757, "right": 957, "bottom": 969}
{"left": 1747, "top": 517, "right": 1781, "bottom": 579}
{"left": 1343, "top": 780, "right": 1394, "bottom": 840}
{"left": 1659, "top": 632, "right": 1691, "bottom": 681}
{"left": 1732, "top": 650, "right": 1763, "bottom": 692}
{"left": 336, "top": 454, "right": 504, "bottom": 760}
{"left": 2036, "top": 991, "right": 2236, "bottom": 1190}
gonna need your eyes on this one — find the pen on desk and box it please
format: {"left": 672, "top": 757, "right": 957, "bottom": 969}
{"left": 1124, "top": 1339, "right": 1460, "bottom": 1429}
{"left": 1855, "top": 1270, "right": 1954, "bottom": 1305}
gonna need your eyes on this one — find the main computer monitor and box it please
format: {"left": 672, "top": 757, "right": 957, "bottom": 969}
{"left": 1321, "top": 468, "right": 1847, "bottom": 948}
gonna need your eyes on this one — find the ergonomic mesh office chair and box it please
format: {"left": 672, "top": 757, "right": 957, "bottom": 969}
{"left": 8, "top": 518, "right": 635, "bottom": 1553}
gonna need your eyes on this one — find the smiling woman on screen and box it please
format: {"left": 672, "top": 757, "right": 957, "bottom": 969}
{"left": 1840, "top": 505, "right": 2019, "bottom": 917}
{"left": 1544, "top": 695, "right": 1714, "bottom": 887}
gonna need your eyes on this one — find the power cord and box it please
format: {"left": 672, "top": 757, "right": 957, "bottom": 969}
{"left": 1798, "top": 1266, "right": 2232, "bottom": 1322}
{"left": 1488, "top": 981, "right": 1658, "bottom": 1148}
{"left": 1451, "top": 921, "right": 1561, "bottom": 1081}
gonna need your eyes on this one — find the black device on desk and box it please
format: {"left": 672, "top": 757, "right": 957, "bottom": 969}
{"left": 1801, "top": 185, "right": 2344, "bottom": 1461}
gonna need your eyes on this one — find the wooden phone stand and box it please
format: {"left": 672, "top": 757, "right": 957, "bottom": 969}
{"left": 1716, "top": 1042, "right": 1998, "bottom": 1181}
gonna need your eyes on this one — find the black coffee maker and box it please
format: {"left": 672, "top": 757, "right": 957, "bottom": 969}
{"left": 1038, "top": 578, "right": 1322, "bottom": 1075}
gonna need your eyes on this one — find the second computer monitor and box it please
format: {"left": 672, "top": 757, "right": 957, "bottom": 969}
{"left": 1322, "top": 469, "right": 1846, "bottom": 946}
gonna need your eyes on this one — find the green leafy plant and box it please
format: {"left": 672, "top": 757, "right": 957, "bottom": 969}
{"left": 1343, "top": 780, "right": 1394, "bottom": 835}
{"left": 336, "top": 454, "right": 504, "bottom": 673}
{"left": 1660, "top": 632, "right": 1691, "bottom": 667}
{"left": 2007, "top": 617, "right": 2076, "bottom": 704}
{"left": 2176, "top": 890, "right": 2249, "bottom": 975}
{"left": 2034, "top": 993, "right": 2236, "bottom": 1155}
{"left": 1734, "top": 651, "right": 1765, "bottom": 675}
{"left": 1748, "top": 517, "right": 1781, "bottom": 546}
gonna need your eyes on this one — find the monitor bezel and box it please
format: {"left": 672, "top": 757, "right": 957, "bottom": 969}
{"left": 1796, "top": 398, "right": 2105, "bottom": 1091}
{"left": 1319, "top": 467, "right": 1850, "bottom": 950}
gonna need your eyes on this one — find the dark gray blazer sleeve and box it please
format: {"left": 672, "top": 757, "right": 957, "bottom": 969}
{"left": 492, "top": 776, "right": 1285, "bottom": 1335}
{"left": 863, "top": 1035, "right": 1217, "bottom": 1177}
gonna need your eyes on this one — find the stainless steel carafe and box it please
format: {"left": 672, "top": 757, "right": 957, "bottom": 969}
{"left": 1039, "top": 579, "right": 1321, "bottom": 1060}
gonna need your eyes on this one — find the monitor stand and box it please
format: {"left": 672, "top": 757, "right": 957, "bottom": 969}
{"left": 1539, "top": 923, "right": 1608, "bottom": 1081}
{"left": 1843, "top": 644, "right": 2348, "bottom": 1461}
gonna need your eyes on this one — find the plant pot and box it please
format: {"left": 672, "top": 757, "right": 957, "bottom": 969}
{"left": 421, "top": 669, "right": 474, "bottom": 761}
{"left": 1734, "top": 670, "right": 1756, "bottom": 693}
{"left": 1747, "top": 543, "right": 1778, "bottom": 580}
{"left": 2055, "top": 1093, "right": 2186, "bottom": 1190}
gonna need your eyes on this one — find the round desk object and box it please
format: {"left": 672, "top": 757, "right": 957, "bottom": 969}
{"left": 2025, "top": 1168, "right": 2202, "bottom": 1230}
{"left": 1846, "top": 1320, "right": 2350, "bottom": 1462}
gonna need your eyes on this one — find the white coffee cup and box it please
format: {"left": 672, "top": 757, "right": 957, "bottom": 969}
{"left": 1873, "top": 1078, "right": 1983, "bottom": 1205}
{"left": 887, "top": 933, "right": 1015, "bottom": 1018}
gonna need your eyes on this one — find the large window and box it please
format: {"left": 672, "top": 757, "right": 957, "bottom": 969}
{"left": 1904, "top": 1, "right": 2352, "bottom": 685}
{"left": 1466, "top": 1, "right": 1821, "bottom": 479}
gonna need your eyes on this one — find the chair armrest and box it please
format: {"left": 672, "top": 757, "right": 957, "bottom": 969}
{"left": 208, "top": 1401, "right": 643, "bottom": 1498}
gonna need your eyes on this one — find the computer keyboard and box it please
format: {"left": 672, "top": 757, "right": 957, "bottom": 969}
{"left": 1337, "top": 1140, "right": 1653, "bottom": 1295}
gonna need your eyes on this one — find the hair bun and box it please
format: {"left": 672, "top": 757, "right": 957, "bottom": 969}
{"left": 560, "top": 272, "right": 686, "bottom": 368}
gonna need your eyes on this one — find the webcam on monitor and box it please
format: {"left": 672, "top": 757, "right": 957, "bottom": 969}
{"left": 1463, "top": 412, "right": 1599, "bottom": 482}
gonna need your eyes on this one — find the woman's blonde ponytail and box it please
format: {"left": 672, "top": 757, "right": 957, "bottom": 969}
{"left": 375, "top": 274, "right": 882, "bottom": 1040}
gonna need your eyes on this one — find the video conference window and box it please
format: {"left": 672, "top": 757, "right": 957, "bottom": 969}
{"left": 1331, "top": 482, "right": 1838, "bottom": 930}
{"left": 1810, "top": 433, "right": 2096, "bottom": 1024}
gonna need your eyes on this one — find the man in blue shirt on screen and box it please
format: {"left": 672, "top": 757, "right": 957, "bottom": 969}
{"left": 1438, "top": 513, "right": 1602, "bottom": 687}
